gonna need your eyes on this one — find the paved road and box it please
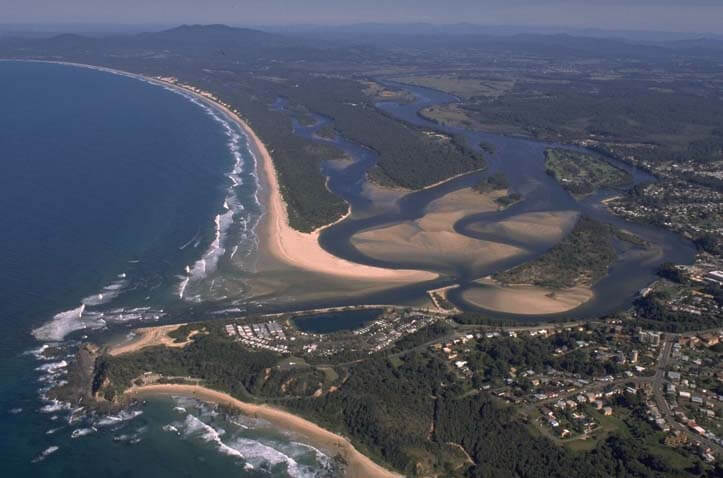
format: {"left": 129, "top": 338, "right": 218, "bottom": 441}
{"left": 652, "top": 338, "right": 722, "bottom": 455}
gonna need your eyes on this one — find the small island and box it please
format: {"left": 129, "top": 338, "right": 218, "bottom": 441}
{"left": 473, "top": 172, "right": 523, "bottom": 208}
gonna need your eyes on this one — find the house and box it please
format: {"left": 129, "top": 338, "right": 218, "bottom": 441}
{"left": 698, "top": 333, "right": 719, "bottom": 347}
{"left": 594, "top": 400, "right": 604, "bottom": 410}
{"left": 603, "top": 407, "right": 613, "bottom": 416}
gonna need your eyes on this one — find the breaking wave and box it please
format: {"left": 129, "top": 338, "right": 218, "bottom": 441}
{"left": 31, "top": 446, "right": 59, "bottom": 463}
{"left": 172, "top": 402, "right": 334, "bottom": 477}
{"left": 175, "top": 93, "right": 262, "bottom": 301}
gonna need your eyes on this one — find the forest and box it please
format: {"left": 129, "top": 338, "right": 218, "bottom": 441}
{"left": 494, "top": 216, "right": 618, "bottom": 289}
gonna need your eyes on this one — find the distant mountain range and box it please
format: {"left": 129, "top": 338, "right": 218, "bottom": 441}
{"left": 2, "top": 23, "right": 722, "bottom": 63}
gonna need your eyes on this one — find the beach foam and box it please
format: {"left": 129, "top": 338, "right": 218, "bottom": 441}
{"left": 31, "top": 305, "right": 86, "bottom": 342}
{"left": 175, "top": 98, "right": 262, "bottom": 301}
{"left": 182, "top": 414, "right": 245, "bottom": 460}
{"left": 31, "top": 446, "right": 59, "bottom": 463}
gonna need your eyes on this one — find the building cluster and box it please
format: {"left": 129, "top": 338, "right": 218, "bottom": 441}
{"left": 636, "top": 254, "right": 722, "bottom": 323}
{"left": 428, "top": 318, "right": 721, "bottom": 461}
{"left": 224, "top": 320, "right": 289, "bottom": 353}
{"left": 658, "top": 334, "right": 723, "bottom": 458}
{"left": 222, "top": 308, "right": 443, "bottom": 358}
{"left": 606, "top": 172, "right": 722, "bottom": 243}
{"left": 539, "top": 387, "right": 623, "bottom": 439}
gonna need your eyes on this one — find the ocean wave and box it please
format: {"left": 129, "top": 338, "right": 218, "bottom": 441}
{"left": 36, "top": 360, "right": 68, "bottom": 373}
{"left": 182, "top": 414, "right": 245, "bottom": 460}
{"left": 230, "top": 437, "right": 304, "bottom": 475}
{"left": 32, "top": 446, "right": 59, "bottom": 463}
{"left": 82, "top": 276, "right": 128, "bottom": 306}
{"left": 172, "top": 91, "right": 264, "bottom": 301}
{"left": 24, "top": 344, "right": 51, "bottom": 359}
{"left": 95, "top": 409, "right": 143, "bottom": 427}
{"left": 31, "top": 305, "right": 86, "bottom": 342}
{"left": 71, "top": 427, "right": 95, "bottom": 438}
{"left": 39, "top": 399, "right": 71, "bottom": 414}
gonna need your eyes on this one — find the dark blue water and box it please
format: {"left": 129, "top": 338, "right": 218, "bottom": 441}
{"left": 293, "top": 309, "right": 382, "bottom": 333}
{"left": 0, "top": 61, "right": 329, "bottom": 477}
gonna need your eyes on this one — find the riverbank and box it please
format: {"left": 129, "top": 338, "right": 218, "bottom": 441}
{"left": 126, "top": 384, "right": 402, "bottom": 478}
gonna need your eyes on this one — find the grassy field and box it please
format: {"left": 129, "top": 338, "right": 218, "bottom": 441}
{"left": 392, "top": 74, "right": 515, "bottom": 99}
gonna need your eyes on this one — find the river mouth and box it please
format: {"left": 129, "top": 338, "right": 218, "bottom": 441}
{"left": 271, "top": 81, "right": 696, "bottom": 321}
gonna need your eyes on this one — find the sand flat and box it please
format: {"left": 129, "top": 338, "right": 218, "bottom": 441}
{"left": 127, "top": 384, "right": 402, "bottom": 478}
{"left": 467, "top": 210, "right": 579, "bottom": 245}
{"left": 352, "top": 188, "right": 527, "bottom": 269}
{"left": 461, "top": 278, "right": 593, "bottom": 315}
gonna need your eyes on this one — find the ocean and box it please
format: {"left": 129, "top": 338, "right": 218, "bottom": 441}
{"left": 0, "top": 61, "right": 332, "bottom": 477}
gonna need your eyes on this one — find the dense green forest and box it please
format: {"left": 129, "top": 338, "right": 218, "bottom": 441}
{"left": 545, "top": 148, "right": 633, "bottom": 195}
{"left": 473, "top": 171, "right": 509, "bottom": 193}
{"left": 494, "top": 216, "right": 618, "bottom": 289}
{"left": 275, "top": 76, "right": 486, "bottom": 189}
{"left": 633, "top": 291, "right": 723, "bottom": 332}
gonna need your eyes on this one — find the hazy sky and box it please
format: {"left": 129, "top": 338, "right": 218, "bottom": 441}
{"left": 2, "top": 0, "right": 722, "bottom": 34}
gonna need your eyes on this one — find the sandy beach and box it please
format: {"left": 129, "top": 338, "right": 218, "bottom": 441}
{"left": 126, "top": 384, "right": 402, "bottom": 478}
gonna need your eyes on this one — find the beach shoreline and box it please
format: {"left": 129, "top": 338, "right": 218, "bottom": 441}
{"left": 17, "top": 59, "right": 434, "bottom": 284}
{"left": 126, "top": 384, "right": 402, "bottom": 478}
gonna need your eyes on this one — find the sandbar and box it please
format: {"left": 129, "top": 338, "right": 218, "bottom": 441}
{"left": 461, "top": 278, "right": 593, "bottom": 315}
{"left": 225, "top": 91, "right": 436, "bottom": 283}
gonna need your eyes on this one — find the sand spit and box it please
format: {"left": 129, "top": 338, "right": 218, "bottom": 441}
{"left": 462, "top": 278, "right": 593, "bottom": 315}
{"left": 127, "top": 384, "right": 402, "bottom": 478}
{"left": 109, "top": 324, "right": 192, "bottom": 356}
{"left": 242, "top": 118, "right": 435, "bottom": 283}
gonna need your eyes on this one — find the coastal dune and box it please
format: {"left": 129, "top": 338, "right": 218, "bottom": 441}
{"left": 127, "top": 384, "right": 402, "bottom": 478}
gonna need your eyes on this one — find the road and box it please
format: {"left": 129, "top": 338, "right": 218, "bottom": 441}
{"left": 651, "top": 337, "right": 722, "bottom": 455}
